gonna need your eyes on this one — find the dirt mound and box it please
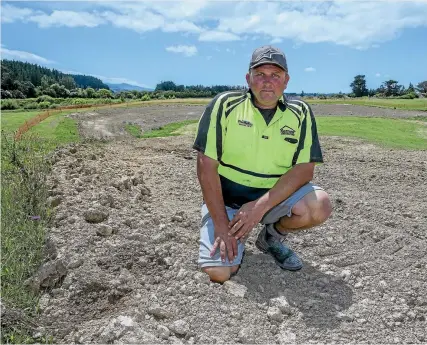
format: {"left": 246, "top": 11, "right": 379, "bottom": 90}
{"left": 33, "top": 129, "right": 427, "bottom": 343}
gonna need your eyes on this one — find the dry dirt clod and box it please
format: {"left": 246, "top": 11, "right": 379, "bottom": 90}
{"left": 147, "top": 305, "right": 173, "bottom": 319}
{"left": 169, "top": 320, "right": 190, "bottom": 336}
{"left": 83, "top": 208, "right": 109, "bottom": 223}
{"left": 267, "top": 306, "right": 283, "bottom": 322}
{"left": 96, "top": 224, "right": 113, "bottom": 237}
{"left": 25, "top": 260, "right": 67, "bottom": 292}
{"left": 269, "top": 296, "right": 293, "bottom": 315}
{"left": 223, "top": 281, "right": 248, "bottom": 298}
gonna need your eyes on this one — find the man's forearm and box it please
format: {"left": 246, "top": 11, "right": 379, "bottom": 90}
{"left": 196, "top": 153, "right": 229, "bottom": 227}
{"left": 256, "top": 163, "right": 315, "bottom": 215}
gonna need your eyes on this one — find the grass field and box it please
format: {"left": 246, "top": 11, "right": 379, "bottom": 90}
{"left": 158, "top": 116, "right": 427, "bottom": 150}
{"left": 317, "top": 116, "right": 427, "bottom": 150}
{"left": 26, "top": 112, "right": 79, "bottom": 150}
{"left": 305, "top": 97, "right": 427, "bottom": 111}
{"left": 126, "top": 120, "right": 198, "bottom": 138}
{"left": 127, "top": 96, "right": 427, "bottom": 110}
{"left": 1, "top": 110, "right": 44, "bottom": 132}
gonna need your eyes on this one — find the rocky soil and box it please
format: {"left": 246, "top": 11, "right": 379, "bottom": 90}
{"left": 30, "top": 104, "right": 427, "bottom": 344}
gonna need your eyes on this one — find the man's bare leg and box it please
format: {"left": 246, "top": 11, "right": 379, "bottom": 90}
{"left": 275, "top": 190, "right": 332, "bottom": 233}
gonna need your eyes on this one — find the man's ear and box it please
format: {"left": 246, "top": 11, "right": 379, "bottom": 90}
{"left": 245, "top": 72, "right": 250, "bottom": 86}
{"left": 284, "top": 73, "right": 290, "bottom": 88}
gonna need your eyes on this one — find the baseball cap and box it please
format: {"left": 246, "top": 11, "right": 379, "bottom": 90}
{"left": 249, "top": 45, "right": 288, "bottom": 72}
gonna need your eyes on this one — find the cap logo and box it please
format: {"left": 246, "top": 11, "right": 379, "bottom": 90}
{"left": 253, "top": 48, "right": 284, "bottom": 63}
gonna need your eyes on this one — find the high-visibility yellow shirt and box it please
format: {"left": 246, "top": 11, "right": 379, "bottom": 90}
{"left": 193, "top": 90, "right": 323, "bottom": 208}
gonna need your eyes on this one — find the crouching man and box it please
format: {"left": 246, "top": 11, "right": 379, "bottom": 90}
{"left": 193, "top": 45, "right": 332, "bottom": 283}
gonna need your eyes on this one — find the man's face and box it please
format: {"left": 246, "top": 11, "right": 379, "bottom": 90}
{"left": 246, "top": 64, "right": 290, "bottom": 108}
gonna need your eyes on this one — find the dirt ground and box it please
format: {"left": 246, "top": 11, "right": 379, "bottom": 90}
{"left": 68, "top": 103, "right": 427, "bottom": 140}
{"left": 33, "top": 103, "right": 426, "bottom": 344}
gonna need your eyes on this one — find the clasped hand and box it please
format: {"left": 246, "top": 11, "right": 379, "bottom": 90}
{"left": 210, "top": 201, "right": 265, "bottom": 263}
{"left": 228, "top": 200, "right": 265, "bottom": 240}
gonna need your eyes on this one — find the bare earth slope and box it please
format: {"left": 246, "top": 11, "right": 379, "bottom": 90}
{"left": 36, "top": 104, "right": 427, "bottom": 344}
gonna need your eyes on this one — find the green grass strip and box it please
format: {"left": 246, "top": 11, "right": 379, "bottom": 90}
{"left": 306, "top": 97, "right": 427, "bottom": 111}
{"left": 1, "top": 111, "right": 44, "bottom": 132}
{"left": 125, "top": 124, "right": 143, "bottom": 137}
{"left": 317, "top": 116, "right": 427, "bottom": 150}
{"left": 174, "top": 116, "right": 426, "bottom": 150}
{"left": 126, "top": 120, "right": 198, "bottom": 138}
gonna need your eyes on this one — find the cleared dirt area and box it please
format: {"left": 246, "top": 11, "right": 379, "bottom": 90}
{"left": 68, "top": 103, "right": 427, "bottom": 140}
{"left": 32, "top": 104, "right": 426, "bottom": 344}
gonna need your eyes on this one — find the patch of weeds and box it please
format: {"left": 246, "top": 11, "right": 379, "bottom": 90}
{"left": 125, "top": 123, "right": 143, "bottom": 138}
{"left": 140, "top": 120, "right": 198, "bottom": 138}
{"left": 1, "top": 132, "right": 54, "bottom": 343}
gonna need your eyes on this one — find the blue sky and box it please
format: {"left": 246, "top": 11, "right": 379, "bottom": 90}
{"left": 1, "top": 1, "right": 427, "bottom": 93}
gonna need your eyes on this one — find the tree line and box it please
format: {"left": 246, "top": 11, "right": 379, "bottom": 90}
{"left": 1, "top": 60, "right": 110, "bottom": 99}
{"left": 2, "top": 60, "right": 426, "bottom": 103}
{"left": 349, "top": 75, "right": 427, "bottom": 99}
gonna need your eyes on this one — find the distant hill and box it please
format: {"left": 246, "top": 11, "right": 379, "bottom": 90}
{"left": 1, "top": 59, "right": 110, "bottom": 91}
{"left": 106, "top": 83, "right": 153, "bottom": 93}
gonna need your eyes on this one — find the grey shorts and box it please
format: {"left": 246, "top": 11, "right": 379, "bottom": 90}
{"left": 198, "top": 183, "right": 323, "bottom": 268}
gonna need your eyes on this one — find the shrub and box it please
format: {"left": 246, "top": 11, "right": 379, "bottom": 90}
{"left": 1, "top": 99, "right": 19, "bottom": 110}
{"left": 141, "top": 94, "right": 151, "bottom": 101}
{"left": 23, "top": 102, "right": 38, "bottom": 110}
{"left": 38, "top": 101, "right": 51, "bottom": 109}
{"left": 396, "top": 92, "right": 418, "bottom": 99}
{"left": 36, "top": 95, "right": 55, "bottom": 103}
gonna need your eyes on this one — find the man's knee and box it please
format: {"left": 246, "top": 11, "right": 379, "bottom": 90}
{"left": 202, "top": 265, "right": 239, "bottom": 283}
{"left": 309, "top": 190, "right": 332, "bottom": 224}
{"left": 293, "top": 190, "right": 332, "bottom": 225}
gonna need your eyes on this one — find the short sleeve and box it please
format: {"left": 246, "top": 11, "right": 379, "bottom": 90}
{"left": 193, "top": 93, "right": 227, "bottom": 161}
{"left": 292, "top": 102, "right": 323, "bottom": 165}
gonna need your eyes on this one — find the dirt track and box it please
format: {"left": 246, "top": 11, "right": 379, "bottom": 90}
{"left": 34, "top": 104, "right": 426, "bottom": 344}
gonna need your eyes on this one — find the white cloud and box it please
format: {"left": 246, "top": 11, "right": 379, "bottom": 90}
{"left": 375, "top": 73, "right": 381, "bottom": 77}
{"left": 0, "top": 45, "right": 54, "bottom": 64}
{"left": 271, "top": 38, "right": 283, "bottom": 44}
{"left": 0, "top": 4, "right": 34, "bottom": 23}
{"left": 304, "top": 67, "right": 316, "bottom": 72}
{"left": 199, "top": 31, "right": 240, "bottom": 42}
{"left": 163, "top": 20, "right": 203, "bottom": 33}
{"left": 2, "top": 2, "right": 427, "bottom": 47}
{"left": 30, "top": 10, "right": 106, "bottom": 28}
{"left": 166, "top": 45, "right": 198, "bottom": 57}
{"left": 211, "top": 1, "right": 427, "bottom": 48}
{"left": 101, "top": 10, "right": 164, "bottom": 32}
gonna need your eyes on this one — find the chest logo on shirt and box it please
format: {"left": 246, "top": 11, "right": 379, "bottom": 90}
{"left": 238, "top": 120, "right": 253, "bottom": 128}
{"left": 280, "top": 125, "right": 295, "bottom": 136}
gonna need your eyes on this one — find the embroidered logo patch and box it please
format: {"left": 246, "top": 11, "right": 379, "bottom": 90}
{"left": 280, "top": 125, "right": 295, "bottom": 136}
{"left": 238, "top": 120, "right": 253, "bottom": 127}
